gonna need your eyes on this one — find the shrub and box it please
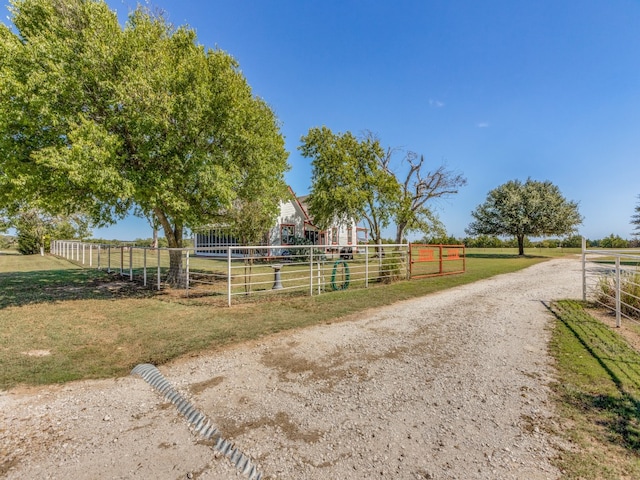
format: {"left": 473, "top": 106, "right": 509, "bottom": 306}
{"left": 596, "top": 271, "right": 640, "bottom": 318}
{"left": 379, "top": 253, "right": 404, "bottom": 284}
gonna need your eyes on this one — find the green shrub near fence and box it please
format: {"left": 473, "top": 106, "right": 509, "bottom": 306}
{"left": 596, "top": 271, "right": 640, "bottom": 319}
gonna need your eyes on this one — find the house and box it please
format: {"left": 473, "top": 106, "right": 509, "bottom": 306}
{"left": 194, "top": 187, "right": 368, "bottom": 256}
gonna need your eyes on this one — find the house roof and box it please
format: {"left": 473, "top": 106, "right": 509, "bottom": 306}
{"left": 287, "top": 187, "right": 315, "bottom": 226}
{"left": 296, "top": 195, "right": 310, "bottom": 216}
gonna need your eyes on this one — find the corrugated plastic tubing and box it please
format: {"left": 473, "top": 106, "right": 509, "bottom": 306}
{"left": 131, "top": 363, "right": 262, "bottom": 480}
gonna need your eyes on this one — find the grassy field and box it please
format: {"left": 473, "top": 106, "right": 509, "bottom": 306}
{"left": 0, "top": 248, "right": 563, "bottom": 389}
{"left": 549, "top": 300, "right": 640, "bottom": 478}
{"left": 6, "top": 248, "right": 640, "bottom": 475}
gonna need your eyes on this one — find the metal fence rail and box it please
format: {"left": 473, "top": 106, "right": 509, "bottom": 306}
{"left": 51, "top": 240, "right": 464, "bottom": 306}
{"left": 582, "top": 239, "right": 640, "bottom": 326}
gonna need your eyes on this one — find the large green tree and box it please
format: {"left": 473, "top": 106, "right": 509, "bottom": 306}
{"left": 466, "top": 178, "right": 582, "bottom": 255}
{"left": 299, "top": 127, "right": 399, "bottom": 245}
{"left": 299, "top": 128, "right": 464, "bottom": 246}
{"left": 12, "top": 207, "right": 91, "bottom": 255}
{"left": 0, "top": 0, "right": 289, "bottom": 283}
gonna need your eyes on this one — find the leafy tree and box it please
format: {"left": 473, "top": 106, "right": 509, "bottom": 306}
{"left": 599, "top": 234, "right": 629, "bottom": 249}
{"left": 0, "top": 0, "right": 288, "bottom": 284}
{"left": 299, "top": 128, "right": 465, "bottom": 247}
{"left": 394, "top": 151, "right": 466, "bottom": 244}
{"left": 462, "top": 235, "right": 505, "bottom": 248}
{"left": 12, "top": 208, "right": 91, "bottom": 255}
{"left": 632, "top": 195, "right": 640, "bottom": 237}
{"left": 418, "top": 233, "right": 459, "bottom": 245}
{"left": 562, "top": 234, "right": 584, "bottom": 248}
{"left": 299, "top": 127, "right": 398, "bottom": 245}
{"left": 466, "top": 179, "right": 582, "bottom": 255}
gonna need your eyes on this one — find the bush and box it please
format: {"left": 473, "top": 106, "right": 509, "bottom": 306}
{"left": 283, "top": 236, "right": 326, "bottom": 263}
{"left": 0, "top": 235, "right": 17, "bottom": 250}
{"left": 596, "top": 271, "right": 640, "bottom": 318}
{"left": 379, "top": 253, "right": 404, "bottom": 284}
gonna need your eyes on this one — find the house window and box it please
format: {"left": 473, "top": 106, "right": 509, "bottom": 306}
{"left": 304, "top": 229, "right": 318, "bottom": 244}
{"left": 347, "top": 224, "right": 353, "bottom": 245}
{"left": 331, "top": 227, "right": 338, "bottom": 245}
{"left": 281, "top": 224, "right": 295, "bottom": 245}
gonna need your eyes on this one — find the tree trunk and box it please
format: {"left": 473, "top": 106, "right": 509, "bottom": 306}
{"left": 517, "top": 234, "right": 525, "bottom": 256}
{"left": 155, "top": 208, "right": 184, "bottom": 287}
{"left": 395, "top": 223, "right": 406, "bottom": 245}
{"left": 166, "top": 249, "right": 184, "bottom": 286}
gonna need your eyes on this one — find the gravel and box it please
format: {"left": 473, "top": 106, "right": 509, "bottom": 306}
{"left": 0, "top": 256, "right": 582, "bottom": 479}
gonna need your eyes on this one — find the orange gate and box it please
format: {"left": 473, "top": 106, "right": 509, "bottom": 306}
{"left": 409, "top": 244, "right": 466, "bottom": 279}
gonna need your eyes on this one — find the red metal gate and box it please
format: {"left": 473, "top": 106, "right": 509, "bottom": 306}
{"left": 409, "top": 244, "right": 466, "bottom": 279}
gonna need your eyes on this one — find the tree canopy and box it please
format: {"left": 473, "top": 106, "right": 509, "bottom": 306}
{"left": 466, "top": 178, "right": 582, "bottom": 255}
{"left": 1, "top": 0, "right": 289, "bottom": 280}
{"left": 11, "top": 208, "right": 91, "bottom": 255}
{"left": 299, "top": 127, "right": 398, "bottom": 244}
{"left": 299, "top": 127, "right": 464, "bottom": 245}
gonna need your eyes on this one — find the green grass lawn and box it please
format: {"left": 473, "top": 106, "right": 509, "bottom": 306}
{"left": 549, "top": 300, "right": 640, "bottom": 479}
{"left": 0, "top": 249, "right": 560, "bottom": 389}
{"left": 6, "top": 248, "right": 640, "bottom": 476}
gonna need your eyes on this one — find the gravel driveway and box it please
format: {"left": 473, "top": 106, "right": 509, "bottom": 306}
{"left": 0, "top": 256, "right": 582, "bottom": 479}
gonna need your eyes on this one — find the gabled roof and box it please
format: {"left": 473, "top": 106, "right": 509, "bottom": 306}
{"left": 287, "top": 187, "right": 315, "bottom": 226}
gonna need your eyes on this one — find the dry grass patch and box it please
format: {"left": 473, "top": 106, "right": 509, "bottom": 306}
{"left": 1, "top": 251, "right": 552, "bottom": 390}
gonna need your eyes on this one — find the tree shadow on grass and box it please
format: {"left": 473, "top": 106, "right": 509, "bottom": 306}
{"left": 0, "top": 268, "right": 154, "bottom": 309}
{"left": 547, "top": 301, "right": 640, "bottom": 454}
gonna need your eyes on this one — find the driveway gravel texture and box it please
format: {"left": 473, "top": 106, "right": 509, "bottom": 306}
{"left": 0, "top": 256, "right": 582, "bottom": 479}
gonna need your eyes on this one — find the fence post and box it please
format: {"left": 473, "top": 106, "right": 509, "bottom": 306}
{"left": 157, "top": 248, "right": 161, "bottom": 291}
{"left": 463, "top": 245, "right": 466, "bottom": 273}
{"left": 185, "top": 250, "right": 190, "bottom": 296}
{"left": 97, "top": 245, "right": 101, "bottom": 270}
{"left": 405, "top": 246, "right": 410, "bottom": 280}
{"left": 365, "top": 245, "right": 369, "bottom": 288}
{"left": 227, "top": 247, "right": 232, "bottom": 307}
{"left": 120, "top": 246, "right": 124, "bottom": 276}
{"left": 107, "top": 245, "right": 111, "bottom": 273}
{"left": 89, "top": 244, "right": 92, "bottom": 267}
{"left": 129, "top": 247, "right": 133, "bottom": 281}
{"left": 82, "top": 244, "right": 85, "bottom": 265}
{"left": 615, "top": 257, "right": 621, "bottom": 328}
{"left": 309, "top": 246, "right": 314, "bottom": 296}
{"left": 143, "top": 248, "right": 147, "bottom": 286}
{"left": 439, "top": 245, "right": 443, "bottom": 275}
{"left": 581, "top": 237, "right": 587, "bottom": 302}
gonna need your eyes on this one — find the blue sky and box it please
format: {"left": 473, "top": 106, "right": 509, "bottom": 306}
{"left": 5, "top": 0, "right": 640, "bottom": 241}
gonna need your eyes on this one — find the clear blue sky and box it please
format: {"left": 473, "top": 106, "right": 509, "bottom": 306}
{"left": 5, "top": 0, "right": 640, "bottom": 241}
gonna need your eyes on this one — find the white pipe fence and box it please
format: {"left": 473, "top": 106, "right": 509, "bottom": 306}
{"left": 582, "top": 238, "right": 640, "bottom": 326}
{"left": 51, "top": 240, "right": 413, "bottom": 306}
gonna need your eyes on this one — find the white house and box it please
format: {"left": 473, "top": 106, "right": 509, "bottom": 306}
{"left": 194, "top": 187, "right": 367, "bottom": 256}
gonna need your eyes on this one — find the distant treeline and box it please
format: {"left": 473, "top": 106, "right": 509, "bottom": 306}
{"left": 414, "top": 233, "right": 640, "bottom": 249}
{"left": 4, "top": 233, "right": 638, "bottom": 252}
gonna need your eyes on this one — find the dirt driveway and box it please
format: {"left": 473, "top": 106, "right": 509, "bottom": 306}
{"left": 0, "top": 257, "right": 582, "bottom": 479}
